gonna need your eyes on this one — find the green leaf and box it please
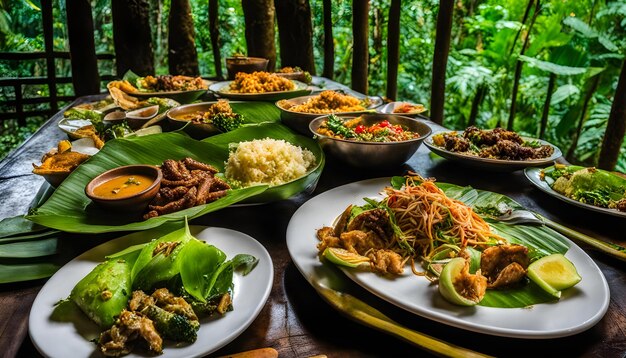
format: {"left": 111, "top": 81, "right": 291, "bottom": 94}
{"left": 550, "top": 84, "right": 580, "bottom": 105}
{"left": 0, "top": 215, "right": 55, "bottom": 239}
{"left": 205, "top": 260, "right": 234, "bottom": 297}
{"left": 231, "top": 254, "right": 259, "bottom": 276}
{"left": 0, "top": 262, "right": 60, "bottom": 284}
{"left": 229, "top": 102, "right": 281, "bottom": 125}
{"left": 26, "top": 131, "right": 271, "bottom": 233}
{"left": 122, "top": 70, "right": 141, "bottom": 84}
{"left": 179, "top": 239, "right": 227, "bottom": 302}
{"left": 563, "top": 17, "right": 597, "bottom": 39}
{"left": 518, "top": 55, "right": 587, "bottom": 76}
{"left": 0, "top": 237, "right": 58, "bottom": 258}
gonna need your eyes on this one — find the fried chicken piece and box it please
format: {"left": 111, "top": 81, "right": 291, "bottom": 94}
{"left": 339, "top": 230, "right": 385, "bottom": 255}
{"left": 453, "top": 260, "right": 488, "bottom": 303}
{"left": 161, "top": 159, "right": 191, "bottom": 180}
{"left": 144, "top": 186, "right": 197, "bottom": 219}
{"left": 480, "top": 244, "right": 529, "bottom": 288}
{"left": 182, "top": 157, "right": 219, "bottom": 173}
{"left": 128, "top": 290, "right": 154, "bottom": 312}
{"left": 347, "top": 209, "right": 392, "bottom": 241}
{"left": 368, "top": 249, "right": 404, "bottom": 275}
{"left": 316, "top": 226, "right": 341, "bottom": 253}
{"left": 98, "top": 310, "right": 163, "bottom": 356}
{"left": 152, "top": 288, "right": 198, "bottom": 321}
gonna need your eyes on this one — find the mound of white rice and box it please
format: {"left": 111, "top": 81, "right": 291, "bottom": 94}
{"left": 224, "top": 138, "right": 316, "bottom": 187}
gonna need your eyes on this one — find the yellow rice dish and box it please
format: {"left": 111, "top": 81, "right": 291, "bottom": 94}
{"left": 228, "top": 71, "right": 295, "bottom": 93}
{"left": 282, "top": 90, "right": 365, "bottom": 114}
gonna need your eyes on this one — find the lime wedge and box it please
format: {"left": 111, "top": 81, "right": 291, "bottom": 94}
{"left": 438, "top": 257, "right": 485, "bottom": 306}
{"left": 527, "top": 253, "right": 581, "bottom": 298}
{"left": 323, "top": 247, "right": 370, "bottom": 268}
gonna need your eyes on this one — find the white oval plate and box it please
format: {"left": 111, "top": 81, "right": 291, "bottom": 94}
{"left": 286, "top": 177, "right": 609, "bottom": 339}
{"left": 525, "top": 166, "right": 626, "bottom": 218}
{"left": 29, "top": 226, "right": 273, "bottom": 358}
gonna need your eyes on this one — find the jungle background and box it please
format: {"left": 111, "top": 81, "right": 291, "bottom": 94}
{"left": 0, "top": 0, "right": 625, "bottom": 170}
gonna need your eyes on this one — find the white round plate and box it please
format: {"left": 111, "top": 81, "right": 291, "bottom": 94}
{"left": 525, "top": 167, "right": 626, "bottom": 218}
{"left": 209, "top": 80, "right": 311, "bottom": 101}
{"left": 286, "top": 177, "right": 610, "bottom": 338}
{"left": 29, "top": 226, "right": 273, "bottom": 358}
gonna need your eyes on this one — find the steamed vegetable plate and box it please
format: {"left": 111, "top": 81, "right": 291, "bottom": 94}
{"left": 317, "top": 174, "right": 581, "bottom": 307}
{"left": 65, "top": 221, "right": 258, "bottom": 356}
{"left": 541, "top": 164, "right": 626, "bottom": 211}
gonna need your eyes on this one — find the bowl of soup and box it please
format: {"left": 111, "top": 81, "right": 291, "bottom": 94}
{"left": 85, "top": 165, "right": 162, "bottom": 212}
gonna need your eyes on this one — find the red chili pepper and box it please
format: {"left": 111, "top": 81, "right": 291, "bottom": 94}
{"left": 394, "top": 125, "right": 403, "bottom": 133}
{"left": 355, "top": 124, "right": 365, "bottom": 134}
{"left": 379, "top": 120, "right": 390, "bottom": 128}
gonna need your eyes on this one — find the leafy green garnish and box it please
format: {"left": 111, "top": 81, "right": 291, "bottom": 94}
{"left": 64, "top": 108, "right": 103, "bottom": 122}
{"left": 231, "top": 254, "right": 259, "bottom": 275}
{"left": 211, "top": 113, "right": 245, "bottom": 132}
{"left": 326, "top": 114, "right": 356, "bottom": 138}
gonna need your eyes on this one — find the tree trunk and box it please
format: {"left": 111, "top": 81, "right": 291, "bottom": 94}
{"left": 208, "top": 0, "right": 223, "bottom": 79}
{"left": 430, "top": 0, "right": 454, "bottom": 125}
{"left": 598, "top": 60, "right": 626, "bottom": 170}
{"left": 66, "top": 0, "right": 100, "bottom": 95}
{"left": 112, "top": 0, "right": 154, "bottom": 77}
{"left": 386, "top": 0, "right": 401, "bottom": 101}
{"left": 468, "top": 84, "right": 487, "bottom": 127}
{"left": 322, "top": 0, "right": 334, "bottom": 79}
{"left": 150, "top": 0, "right": 164, "bottom": 71}
{"left": 168, "top": 0, "right": 199, "bottom": 76}
{"left": 41, "top": 0, "right": 57, "bottom": 114}
{"left": 242, "top": 0, "right": 276, "bottom": 72}
{"left": 509, "top": 0, "right": 534, "bottom": 56}
{"left": 275, "top": 0, "right": 315, "bottom": 74}
{"left": 507, "top": 1, "right": 541, "bottom": 130}
{"left": 351, "top": 0, "right": 369, "bottom": 94}
{"left": 566, "top": 74, "right": 601, "bottom": 162}
{"left": 539, "top": 73, "right": 557, "bottom": 139}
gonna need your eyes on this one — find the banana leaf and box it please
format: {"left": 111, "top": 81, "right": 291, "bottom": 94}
{"left": 230, "top": 101, "right": 281, "bottom": 124}
{"left": 437, "top": 182, "right": 572, "bottom": 308}
{"left": 0, "top": 262, "right": 60, "bottom": 282}
{"left": 203, "top": 122, "right": 325, "bottom": 203}
{"left": 26, "top": 131, "right": 269, "bottom": 233}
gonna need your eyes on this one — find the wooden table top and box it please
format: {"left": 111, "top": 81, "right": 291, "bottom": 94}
{"left": 1, "top": 90, "right": 625, "bottom": 358}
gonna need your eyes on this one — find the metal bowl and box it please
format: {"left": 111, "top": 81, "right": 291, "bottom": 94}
{"left": 309, "top": 114, "right": 432, "bottom": 168}
{"left": 277, "top": 92, "right": 383, "bottom": 136}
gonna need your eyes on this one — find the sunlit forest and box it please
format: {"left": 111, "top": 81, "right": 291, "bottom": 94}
{"left": 0, "top": 0, "right": 624, "bottom": 170}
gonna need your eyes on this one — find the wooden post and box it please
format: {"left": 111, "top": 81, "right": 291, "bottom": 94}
{"left": 208, "top": 0, "right": 223, "bottom": 79}
{"left": 41, "top": 0, "right": 57, "bottom": 113}
{"left": 275, "top": 0, "right": 315, "bottom": 74}
{"left": 539, "top": 73, "right": 556, "bottom": 139}
{"left": 169, "top": 0, "right": 199, "bottom": 76}
{"left": 599, "top": 60, "right": 626, "bottom": 170}
{"left": 352, "top": 0, "right": 369, "bottom": 94}
{"left": 112, "top": 0, "right": 154, "bottom": 77}
{"left": 322, "top": 0, "right": 334, "bottom": 79}
{"left": 386, "top": 0, "right": 401, "bottom": 101}
{"left": 242, "top": 0, "right": 277, "bottom": 72}
{"left": 66, "top": 0, "right": 101, "bottom": 96}
{"left": 430, "top": 0, "right": 454, "bottom": 125}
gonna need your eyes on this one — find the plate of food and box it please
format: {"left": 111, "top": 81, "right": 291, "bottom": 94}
{"left": 108, "top": 74, "right": 210, "bottom": 104}
{"left": 26, "top": 123, "right": 324, "bottom": 233}
{"left": 525, "top": 164, "right": 626, "bottom": 218}
{"left": 209, "top": 71, "right": 310, "bottom": 101}
{"left": 376, "top": 101, "right": 427, "bottom": 117}
{"left": 286, "top": 175, "right": 609, "bottom": 338}
{"left": 424, "top": 127, "right": 561, "bottom": 171}
{"left": 29, "top": 223, "right": 273, "bottom": 358}
{"left": 276, "top": 90, "right": 384, "bottom": 135}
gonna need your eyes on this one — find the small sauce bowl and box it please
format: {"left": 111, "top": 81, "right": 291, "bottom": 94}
{"left": 85, "top": 165, "right": 162, "bottom": 212}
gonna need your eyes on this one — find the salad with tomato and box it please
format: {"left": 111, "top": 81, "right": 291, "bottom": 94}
{"left": 316, "top": 114, "right": 421, "bottom": 142}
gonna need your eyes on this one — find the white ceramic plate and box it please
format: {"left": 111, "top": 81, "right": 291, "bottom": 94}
{"left": 525, "top": 167, "right": 626, "bottom": 218}
{"left": 424, "top": 131, "right": 562, "bottom": 171}
{"left": 209, "top": 80, "right": 311, "bottom": 101}
{"left": 29, "top": 226, "right": 273, "bottom": 358}
{"left": 286, "top": 177, "right": 610, "bottom": 338}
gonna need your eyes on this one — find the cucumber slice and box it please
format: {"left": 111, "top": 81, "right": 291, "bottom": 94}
{"left": 323, "top": 247, "right": 370, "bottom": 268}
{"left": 527, "top": 253, "right": 581, "bottom": 298}
{"left": 438, "top": 257, "right": 486, "bottom": 306}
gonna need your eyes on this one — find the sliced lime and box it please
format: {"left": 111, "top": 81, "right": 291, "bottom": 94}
{"left": 527, "top": 253, "right": 581, "bottom": 297}
{"left": 323, "top": 247, "right": 370, "bottom": 268}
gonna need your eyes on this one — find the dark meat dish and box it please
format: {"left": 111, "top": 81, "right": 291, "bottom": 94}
{"left": 143, "top": 157, "right": 230, "bottom": 220}
{"left": 432, "top": 126, "right": 554, "bottom": 160}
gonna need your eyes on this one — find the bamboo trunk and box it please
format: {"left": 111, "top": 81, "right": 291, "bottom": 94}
{"left": 468, "top": 84, "right": 487, "bottom": 127}
{"left": 386, "top": 0, "right": 401, "bottom": 101}
{"left": 209, "top": 0, "right": 223, "bottom": 79}
{"left": 539, "top": 73, "right": 557, "bottom": 139}
{"left": 66, "top": 0, "right": 100, "bottom": 95}
{"left": 598, "top": 60, "right": 626, "bottom": 170}
{"left": 322, "top": 0, "right": 334, "bottom": 79}
{"left": 275, "top": 0, "right": 315, "bottom": 74}
{"left": 112, "top": 0, "right": 154, "bottom": 77}
{"left": 242, "top": 0, "right": 277, "bottom": 72}
{"left": 168, "top": 0, "right": 199, "bottom": 76}
{"left": 351, "top": 0, "right": 369, "bottom": 94}
{"left": 430, "top": 0, "right": 454, "bottom": 125}
{"left": 566, "top": 74, "right": 601, "bottom": 162}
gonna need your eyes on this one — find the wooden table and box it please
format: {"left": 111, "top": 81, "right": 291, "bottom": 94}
{"left": 1, "top": 87, "right": 625, "bottom": 357}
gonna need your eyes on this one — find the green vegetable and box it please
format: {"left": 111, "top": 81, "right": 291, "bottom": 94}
{"left": 63, "top": 108, "right": 103, "bottom": 122}
{"left": 179, "top": 238, "right": 226, "bottom": 302}
{"left": 143, "top": 304, "right": 199, "bottom": 342}
{"left": 70, "top": 258, "right": 134, "bottom": 328}
{"left": 211, "top": 113, "right": 244, "bottom": 132}
{"left": 326, "top": 114, "right": 356, "bottom": 138}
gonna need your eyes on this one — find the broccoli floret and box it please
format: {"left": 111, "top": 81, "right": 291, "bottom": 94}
{"left": 143, "top": 304, "right": 199, "bottom": 343}
{"left": 211, "top": 113, "right": 244, "bottom": 132}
